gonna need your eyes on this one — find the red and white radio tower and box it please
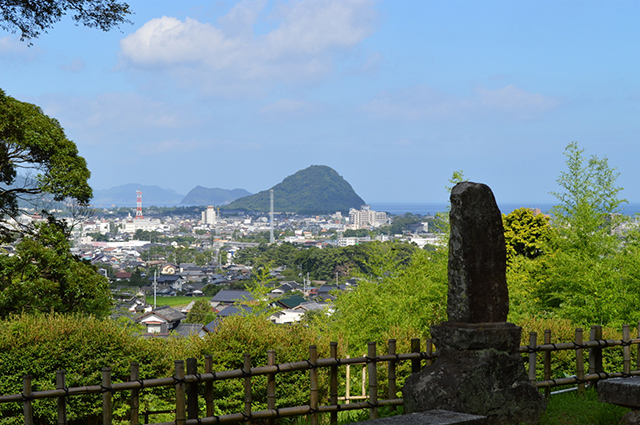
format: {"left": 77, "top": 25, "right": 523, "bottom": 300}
{"left": 136, "top": 189, "right": 143, "bottom": 219}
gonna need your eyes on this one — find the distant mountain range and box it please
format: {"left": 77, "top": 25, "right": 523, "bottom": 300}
{"left": 90, "top": 165, "right": 365, "bottom": 212}
{"left": 91, "top": 184, "right": 250, "bottom": 207}
{"left": 222, "top": 165, "right": 365, "bottom": 214}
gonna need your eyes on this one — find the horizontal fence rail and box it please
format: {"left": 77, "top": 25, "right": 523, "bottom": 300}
{"left": 2, "top": 323, "right": 640, "bottom": 424}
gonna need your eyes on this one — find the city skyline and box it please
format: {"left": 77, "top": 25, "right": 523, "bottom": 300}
{"left": 2, "top": 1, "right": 640, "bottom": 204}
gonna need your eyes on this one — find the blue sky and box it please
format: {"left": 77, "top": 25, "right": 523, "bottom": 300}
{"left": 1, "top": 0, "right": 639, "bottom": 205}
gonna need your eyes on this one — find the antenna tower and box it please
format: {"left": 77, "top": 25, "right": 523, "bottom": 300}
{"left": 136, "top": 189, "right": 143, "bottom": 219}
{"left": 269, "top": 189, "right": 275, "bottom": 244}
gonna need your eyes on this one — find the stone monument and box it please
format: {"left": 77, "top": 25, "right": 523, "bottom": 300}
{"left": 403, "top": 182, "right": 545, "bottom": 425}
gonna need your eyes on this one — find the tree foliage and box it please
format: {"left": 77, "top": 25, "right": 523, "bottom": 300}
{"left": 0, "top": 219, "right": 112, "bottom": 318}
{"left": 0, "top": 89, "right": 93, "bottom": 240}
{"left": 0, "top": 0, "right": 132, "bottom": 43}
{"left": 503, "top": 207, "right": 551, "bottom": 263}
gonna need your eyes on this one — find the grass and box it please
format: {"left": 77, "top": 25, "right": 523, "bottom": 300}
{"left": 541, "top": 388, "right": 629, "bottom": 425}
{"left": 145, "top": 295, "right": 194, "bottom": 308}
{"left": 287, "top": 389, "right": 628, "bottom": 425}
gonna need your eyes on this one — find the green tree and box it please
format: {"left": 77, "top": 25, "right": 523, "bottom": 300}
{"left": 0, "top": 0, "right": 132, "bottom": 43}
{"left": 0, "top": 219, "right": 113, "bottom": 317}
{"left": 184, "top": 298, "right": 214, "bottom": 325}
{"left": 534, "top": 143, "right": 637, "bottom": 326}
{"left": 0, "top": 89, "right": 93, "bottom": 241}
{"left": 502, "top": 208, "right": 551, "bottom": 263}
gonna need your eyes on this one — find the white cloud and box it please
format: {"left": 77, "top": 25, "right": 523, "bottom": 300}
{"left": 362, "top": 84, "right": 561, "bottom": 122}
{"left": 118, "top": 0, "right": 376, "bottom": 96}
{"left": 0, "top": 36, "right": 40, "bottom": 60}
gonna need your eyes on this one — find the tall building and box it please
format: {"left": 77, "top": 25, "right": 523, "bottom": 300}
{"left": 202, "top": 206, "right": 217, "bottom": 225}
{"left": 349, "top": 205, "right": 387, "bottom": 228}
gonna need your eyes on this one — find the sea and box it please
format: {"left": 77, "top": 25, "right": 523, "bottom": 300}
{"left": 368, "top": 202, "right": 640, "bottom": 217}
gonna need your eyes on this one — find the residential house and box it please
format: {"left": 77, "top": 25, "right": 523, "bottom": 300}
{"left": 136, "top": 306, "right": 186, "bottom": 334}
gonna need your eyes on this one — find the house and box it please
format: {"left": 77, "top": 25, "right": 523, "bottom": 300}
{"left": 136, "top": 306, "right": 186, "bottom": 334}
{"left": 172, "top": 323, "right": 209, "bottom": 338}
{"left": 161, "top": 263, "right": 179, "bottom": 274}
{"left": 269, "top": 309, "right": 304, "bottom": 325}
{"left": 210, "top": 290, "right": 253, "bottom": 308}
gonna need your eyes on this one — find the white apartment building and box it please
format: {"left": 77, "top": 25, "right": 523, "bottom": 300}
{"left": 348, "top": 205, "right": 387, "bottom": 228}
{"left": 202, "top": 206, "right": 217, "bottom": 225}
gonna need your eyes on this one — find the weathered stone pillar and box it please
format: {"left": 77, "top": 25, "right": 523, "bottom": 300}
{"left": 403, "top": 182, "right": 545, "bottom": 425}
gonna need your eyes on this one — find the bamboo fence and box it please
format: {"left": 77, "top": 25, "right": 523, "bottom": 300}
{"left": 2, "top": 323, "right": 640, "bottom": 425}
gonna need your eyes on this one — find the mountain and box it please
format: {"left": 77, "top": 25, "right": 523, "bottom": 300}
{"left": 181, "top": 186, "right": 252, "bottom": 206}
{"left": 222, "top": 165, "right": 365, "bottom": 214}
{"left": 92, "top": 184, "right": 184, "bottom": 207}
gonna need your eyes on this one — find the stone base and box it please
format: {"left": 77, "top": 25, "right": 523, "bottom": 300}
{"left": 349, "top": 410, "right": 486, "bottom": 425}
{"left": 403, "top": 323, "right": 545, "bottom": 425}
{"left": 598, "top": 377, "right": 640, "bottom": 409}
{"left": 431, "top": 322, "right": 522, "bottom": 353}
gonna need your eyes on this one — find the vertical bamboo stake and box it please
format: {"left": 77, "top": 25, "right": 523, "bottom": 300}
{"left": 187, "top": 358, "right": 199, "bottom": 420}
{"left": 589, "top": 325, "right": 603, "bottom": 380}
{"left": 56, "top": 370, "right": 66, "bottom": 425}
{"left": 175, "top": 360, "right": 186, "bottom": 425}
{"left": 411, "top": 338, "right": 421, "bottom": 374}
{"left": 528, "top": 332, "right": 537, "bottom": 384}
{"left": 368, "top": 342, "right": 378, "bottom": 420}
{"left": 345, "top": 356, "right": 351, "bottom": 405}
{"left": 544, "top": 330, "right": 551, "bottom": 399}
{"left": 205, "top": 355, "right": 214, "bottom": 417}
{"left": 267, "top": 350, "right": 276, "bottom": 425}
{"left": 388, "top": 339, "right": 397, "bottom": 408}
{"left": 130, "top": 363, "right": 140, "bottom": 425}
{"left": 425, "top": 338, "right": 434, "bottom": 367}
{"left": 623, "top": 324, "right": 631, "bottom": 376}
{"left": 637, "top": 322, "right": 640, "bottom": 372}
{"left": 243, "top": 353, "right": 252, "bottom": 423}
{"left": 329, "top": 342, "right": 338, "bottom": 425}
{"left": 23, "top": 375, "right": 33, "bottom": 425}
{"left": 575, "top": 329, "right": 585, "bottom": 394}
{"left": 102, "top": 367, "right": 112, "bottom": 425}
{"left": 309, "top": 345, "right": 319, "bottom": 425}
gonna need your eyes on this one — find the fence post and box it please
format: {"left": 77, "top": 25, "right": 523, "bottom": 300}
{"left": 130, "top": 362, "right": 140, "bottom": 425}
{"left": 637, "top": 322, "right": 640, "bottom": 372}
{"left": 411, "top": 338, "right": 421, "bottom": 374}
{"left": 368, "top": 342, "right": 378, "bottom": 420}
{"left": 205, "top": 355, "right": 214, "bottom": 417}
{"left": 345, "top": 355, "right": 351, "bottom": 405}
{"left": 243, "top": 353, "right": 252, "bottom": 424}
{"left": 575, "top": 329, "right": 585, "bottom": 394}
{"left": 589, "top": 325, "right": 603, "bottom": 385}
{"left": 267, "top": 350, "right": 276, "bottom": 425}
{"left": 528, "top": 332, "right": 537, "bottom": 384}
{"left": 23, "top": 375, "right": 33, "bottom": 425}
{"left": 175, "top": 360, "right": 186, "bottom": 425}
{"left": 56, "top": 370, "right": 67, "bottom": 425}
{"left": 543, "top": 330, "right": 551, "bottom": 399}
{"left": 425, "top": 338, "right": 434, "bottom": 366}
{"left": 309, "top": 345, "right": 319, "bottom": 425}
{"left": 388, "top": 339, "right": 397, "bottom": 410}
{"left": 330, "top": 342, "right": 338, "bottom": 425}
{"left": 102, "top": 367, "right": 112, "bottom": 425}
{"left": 187, "top": 358, "right": 199, "bottom": 420}
{"left": 623, "top": 324, "right": 631, "bottom": 376}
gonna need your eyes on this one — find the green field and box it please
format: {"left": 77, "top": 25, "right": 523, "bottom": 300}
{"left": 145, "top": 296, "right": 194, "bottom": 309}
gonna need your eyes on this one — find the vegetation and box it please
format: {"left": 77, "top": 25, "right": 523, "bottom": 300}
{"left": 222, "top": 165, "right": 365, "bottom": 214}
{"left": 0, "top": 0, "right": 131, "bottom": 43}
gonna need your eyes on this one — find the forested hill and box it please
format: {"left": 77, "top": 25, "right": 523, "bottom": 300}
{"left": 221, "top": 165, "right": 365, "bottom": 214}
{"left": 181, "top": 186, "right": 252, "bottom": 205}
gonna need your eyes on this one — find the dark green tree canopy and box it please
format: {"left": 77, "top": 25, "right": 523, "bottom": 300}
{"left": 0, "top": 0, "right": 132, "bottom": 42}
{"left": 0, "top": 89, "right": 92, "bottom": 239}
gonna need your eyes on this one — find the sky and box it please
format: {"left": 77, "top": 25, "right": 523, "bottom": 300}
{"left": 1, "top": 0, "right": 640, "bottom": 206}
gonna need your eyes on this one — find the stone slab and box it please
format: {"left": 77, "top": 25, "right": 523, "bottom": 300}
{"left": 430, "top": 322, "right": 522, "bottom": 353}
{"left": 598, "top": 377, "right": 640, "bottom": 408}
{"left": 349, "top": 410, "right": 486, "bottom": 425}
{"left": 447, "top": 182, "right": 508, "bottom": 323}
